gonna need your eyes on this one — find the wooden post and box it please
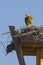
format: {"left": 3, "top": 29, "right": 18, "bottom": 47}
{"left": 9, "top": 26, "right": 26, "bottom": 65}
{"left": 36, "top": 50, "right": 43, "bottom": 65}
{"left": 36, "top": 50, "right": 41, "bottom": 65}
{"left": 40, "top": 50, "right": 43, "bottom": 65}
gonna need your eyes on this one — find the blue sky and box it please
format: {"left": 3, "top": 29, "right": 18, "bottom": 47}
{"left": 0, "top": 0, "right": 43, "bottom": 65}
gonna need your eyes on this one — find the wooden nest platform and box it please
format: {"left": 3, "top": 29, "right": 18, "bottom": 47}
{"left": 6, "top": 25, "right": 43, "bottom": 56}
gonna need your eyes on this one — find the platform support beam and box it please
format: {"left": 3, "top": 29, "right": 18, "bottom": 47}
{"left": 14, "top": 38, "right": 26, "bottom": 65}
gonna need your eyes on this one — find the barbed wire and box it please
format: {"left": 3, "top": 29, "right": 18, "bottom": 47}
{"left": 0, "top": 32, "right": 12, "bottom": 52}
{"left": 0, "top": 41, "right": 6, "bottom": 51}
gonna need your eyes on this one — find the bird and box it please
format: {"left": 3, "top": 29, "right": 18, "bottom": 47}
{"left": 25, "top": 14, "right": 34, "bottom": 27}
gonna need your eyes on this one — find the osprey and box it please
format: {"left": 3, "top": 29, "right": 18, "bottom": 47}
{"left": 25, "top": 14, "right": 34, "bottom": 27}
